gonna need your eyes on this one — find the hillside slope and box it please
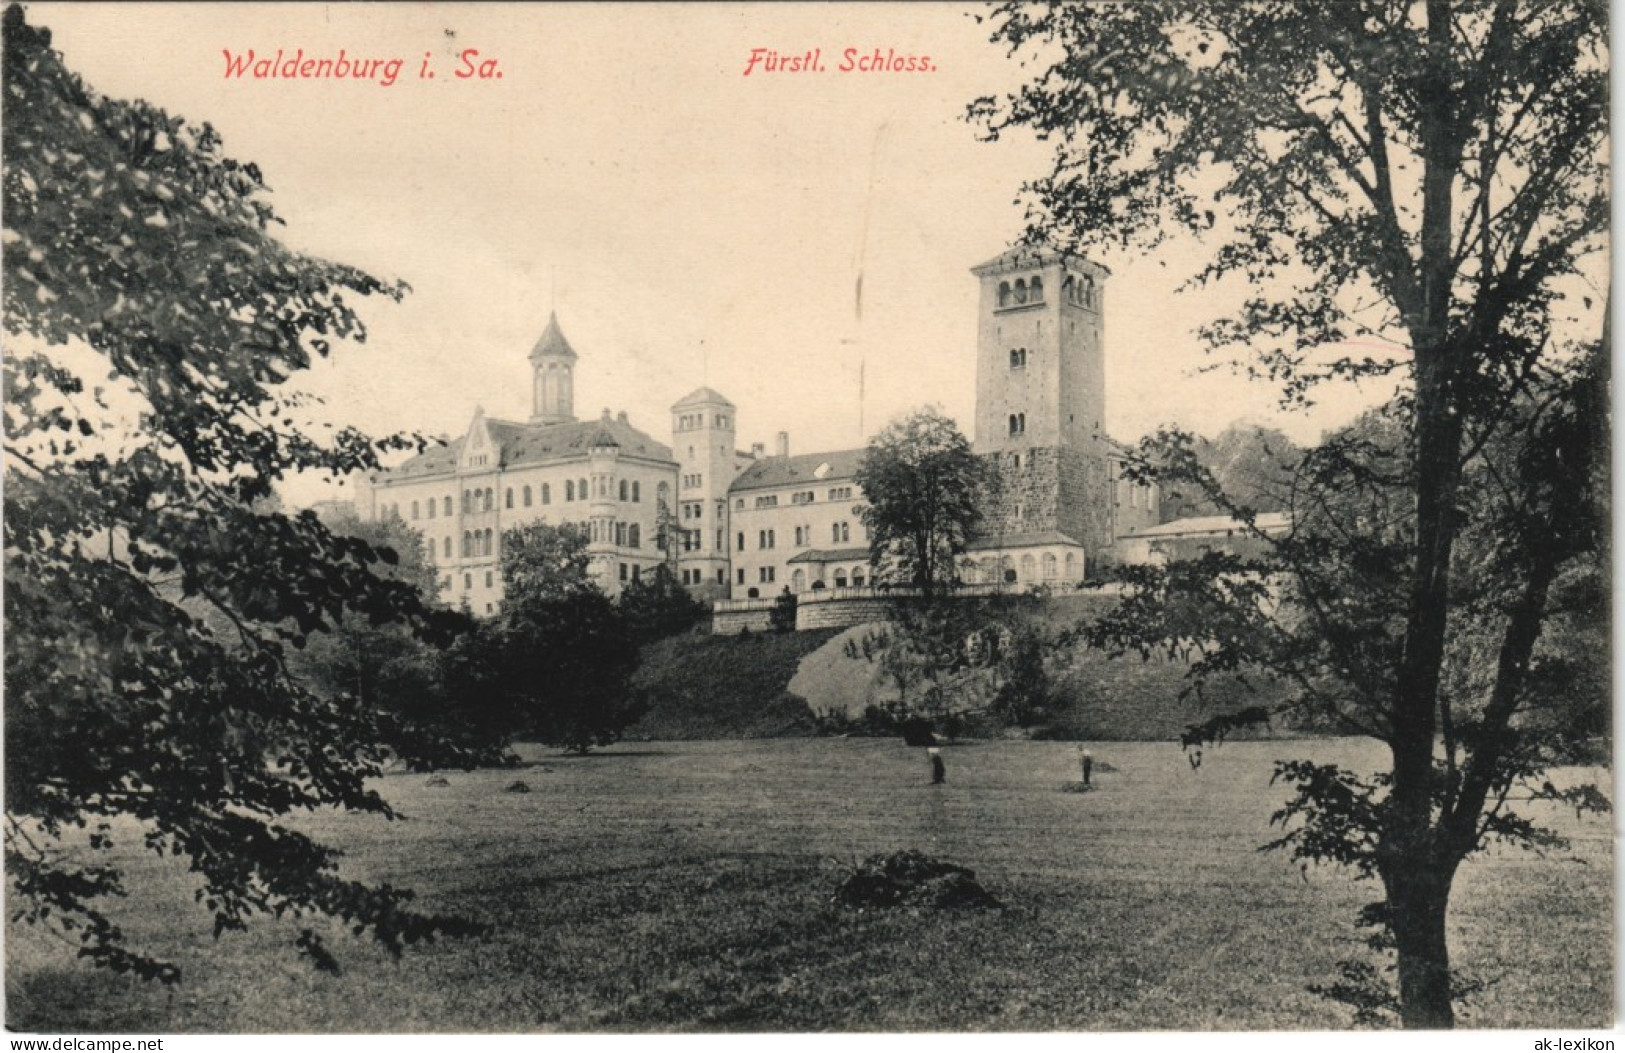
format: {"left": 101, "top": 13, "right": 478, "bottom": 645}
{"left": 627, "top": 593, "right": 1305, "bottom": 743}
{"left": 623, "top": 628, "right": 842, "bottom": 740}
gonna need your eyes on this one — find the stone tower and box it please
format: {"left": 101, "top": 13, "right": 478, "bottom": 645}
{"left": 970, "top": 244, "right": 1114, "bottom": 552}
{"left": 671, "top": 386, "right": 737, "bottom": 596}
{"left": 529, "top": 311, "right": 577, "bottom": 425}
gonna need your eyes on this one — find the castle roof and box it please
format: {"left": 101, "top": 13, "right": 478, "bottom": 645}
{"left": 965, "top": 530, "right": 1088, "bottom": 552}
{"left": 971, "top": 241, "right": 1110, "bottom": 278}
{"left": 1121, "top": 512, "right": 1291, "bottom": 540}
{"left": 728, "top": 447, "right": 866, "bottom": 493}
{"left": 786, "top": 546, "right": 871, "bottom": 564}
{"left": 528, "top": 311, "right": 578, "bottom": 363}
{"left": 384, "top": 415, "right": 672, "bottom": 481}
{"left": 672, "top": 386, "right": 735, "bottom": 409}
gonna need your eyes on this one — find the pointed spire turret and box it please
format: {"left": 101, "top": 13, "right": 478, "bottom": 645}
{"left": 529, "top": 312, "right": 577, "bottom": 424}
{"left": 529, "top": 311, "right": 578, "bottom": 364}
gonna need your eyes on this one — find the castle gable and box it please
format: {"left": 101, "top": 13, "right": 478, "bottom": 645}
{"left": 459, "top": 407, "right": 497, "bottom": 471}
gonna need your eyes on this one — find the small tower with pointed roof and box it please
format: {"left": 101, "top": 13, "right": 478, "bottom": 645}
{"left": 529, "top": 312, "right": 578, "bottom": 426}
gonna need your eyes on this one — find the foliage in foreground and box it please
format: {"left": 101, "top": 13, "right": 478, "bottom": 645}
{"left": 496, "top": 522, "right": 641, "bottom": 753}
{"left": 3, "top": 4, "right": 495, "bottom": 981}
{"left": 975, "top": 0, "right": 1609, "bottom": 1028}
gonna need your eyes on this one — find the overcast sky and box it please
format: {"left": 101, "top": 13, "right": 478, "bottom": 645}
{"left": 36, "top": 3, "right": 1401, "bottom": 505}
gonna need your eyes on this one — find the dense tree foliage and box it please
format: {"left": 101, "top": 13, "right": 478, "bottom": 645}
{"left": 497, "top": 523, "right": 641, "bottom": 753}
{"left": 1157, "top": 423, "right": 1304, "bottom": 521}
{"left": 292, "top": 507, "right": 519, "bottom": 763}
{"left": 975, "top": 0, "right": 1608, "bottom": 1028}
{"left": 854, "top": 408, "right": 989, "bottom": 594}
{"left": 616, "top": 562, "right": 708, "bottom": 645}
{"left": 3, "top": 5, "right": 489, "bottom": 981}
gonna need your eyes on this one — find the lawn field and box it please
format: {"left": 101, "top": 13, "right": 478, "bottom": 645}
{"left": 5, "top": 738, "right": 1612, "bottom": 1032}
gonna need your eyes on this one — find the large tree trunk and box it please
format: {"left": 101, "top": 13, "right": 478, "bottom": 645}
{"left": 1386, "top": 856, "right": 1458, "bottom": 1029}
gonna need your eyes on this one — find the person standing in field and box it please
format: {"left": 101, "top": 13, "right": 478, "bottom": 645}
{"left": 1078, "top": 746, "right": 1093, "bottom": 787}
{"left": 928, "top": 747, "right": 946, "bottom": 785}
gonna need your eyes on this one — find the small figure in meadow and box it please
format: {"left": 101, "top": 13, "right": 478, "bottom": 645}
{"left": 1078, "top": 747, "right": 1093, "bottom": 787}
{"left": 928, "top": 747, "right": 946, "bottom": 785}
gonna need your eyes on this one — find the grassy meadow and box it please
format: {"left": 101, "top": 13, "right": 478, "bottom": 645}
{"left": 5, "top": 737, "right": 1611, "bottom": 1032}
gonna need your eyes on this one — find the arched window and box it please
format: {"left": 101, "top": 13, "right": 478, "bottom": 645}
{"left": 485, "top": 529, "right": 495, "bottom": 557}
{"left": 1064, "top": 552, "right": 1077, "bottom": 579}
{"left": 629, "top": 523, "right": 640, "bottom": 548}
{"left": 486, "top": 488, "right": 494, "bottom": 511}
{"left": 852, "top": 567, "right": 865, "bottom": 587}
{"left": 619, "top": 479, "right": 628, "bottom": 501}
{"left": 998, "top": 280, "right": 1011, "bottom": 307}
{"left": 566, "top": 479, "right": 574, "bottom": 502}
{"left": 1042, "top": 553, "right": 1058, "bottom": 580}
{"left": 443, "top": 496, "right": 452, "bottom": 517}
{"left": 1020, "top": 554, "right": 1036, "bottom": 580}
{"left": 505, "top": 489, "right": 513, "bottom": 509}
{"left": 1030, "top": 276, "right": 1044, "bottom": 301}
{"left": 791, "top": 569, "right": 806, "bottom": 592}
{"left": 411, "top": 501, "right": 419, "bottom": 519}
{"left": 834, "top": 569, "right": 848, "bottom": 588}
{"left": 579, "top": 478, "right": 588, "bottom": 501}
{"left": 632, "top": 481, "right": 640, "bottom": 503}
{"left": 523, "top": 485, "right": 532, "bottom": 507}
{"left": 462, "top": 490, "right": 470, "bottom": 513}
{"left": 1014, "top": 278, "right": 1028, "bottom": 304}
{"left": 1001, "top": 555, "right": 1015, "bottom": 583}
{"left": 443, "top": 537, "right": 451, "bottom": 558}
{"left": 542, "top": 483, "right": 551, "bottom": 505}
{"left": 462, "top": 531, "right": 472, "bottom": 558}
{"left": 427, "top": 499, "right": 436, "bottom": 520}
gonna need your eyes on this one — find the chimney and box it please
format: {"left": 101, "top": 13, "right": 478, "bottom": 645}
{"left": 750, "top": 442, "right": 765, "bottom": 459}
{"left": 775, "top": 431, "right": 789, "bottom": 458}
{"left": 617, "top": 410, "right": 628, "bottom": 424}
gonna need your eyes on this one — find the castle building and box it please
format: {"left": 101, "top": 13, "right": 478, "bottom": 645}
{"left": 359, "top": 313, "right": 682, "bottom": 611}
{"left": 724, "top": 242, "right": 1158, "bottom": 597}
{"left": 362, "top": 242, "right": 1158, "bottom": 610}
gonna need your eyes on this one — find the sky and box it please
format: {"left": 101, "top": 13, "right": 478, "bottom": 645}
{"left": 32, "top": 3, "right": 1403, "bottom": 506}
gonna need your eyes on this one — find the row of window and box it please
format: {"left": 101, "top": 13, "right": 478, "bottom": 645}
{"left": 675, "top": 412, "right": 730, "bottom": 432}
{"left": 737, "top": 521, "right": 855, "bottom": 551}
{"left": 995, "top": 272, "right": 1098, "bottom": 311}
{"left": 962, "top": 551, "right": 1079, "bottom": 583}
{"left": 1063, "top": 272, "right": 1098, "bottom": 309}
{"left": 737, "top": 567, "right": 873, "bottom": 592}
{"left": 395, "top": 477, "right": 664, "bottom": 523}
{"left": 680, "top": 567, "right": 727, "bottom": 586}
{"left": 585, "top": 520, "right": 644, "bottom": 548}
{"left": 735, "top": 486, "right": 853, "bottom": 512}
{"left": 681, "top": 473, "right": 703, "bottom": 489}
{"left": 997, "top": 275, "right": 1043, "bottom": 308}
